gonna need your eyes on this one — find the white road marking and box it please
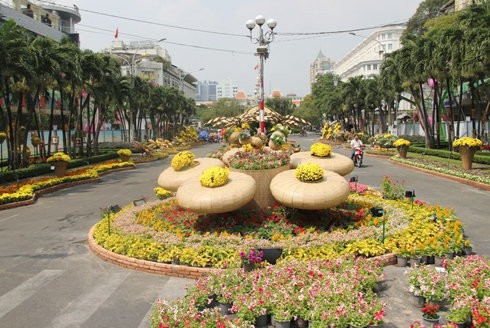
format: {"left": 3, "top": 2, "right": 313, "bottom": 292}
{"left": 0, "top": 270, "right": 63, "bottom": 318}
{"left": 50, "top": 272, "right": 129, "bottom": 328}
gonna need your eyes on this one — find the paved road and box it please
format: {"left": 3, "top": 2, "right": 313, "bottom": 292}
{"left": 0, "top": 138, "right": 488, "bottom": 328}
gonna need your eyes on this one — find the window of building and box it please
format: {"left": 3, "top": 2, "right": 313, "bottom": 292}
{"left": 373, "top": 64, "right": 378, "bottom": 70}
{"left": 367, "top": 64, "right": 371, "bottom": 70}
{"left": 387, "top": 33, "right": 393, "bottom": 39}
{"left": 387, "top": 44, "right": 393, "bottom": 50}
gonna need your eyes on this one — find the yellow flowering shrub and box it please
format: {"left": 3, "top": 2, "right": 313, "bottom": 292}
{"left": 393, "top": 138, "right": 411, "bottom": 148}
{"left": 452, "top": 137, "right": 482, "bottom": 149}
{"left": 171, "top": 151, "right": 195, "bottom": 171}
{"left": 200, "top": 167, "right": 229, "bottom": 188}
{"left": 310, "top": 142, "right": 332, "bottom": 157}
{"left": 117, "top": 148, "right": 132, "bottom": 157}
{"left": 46, "top": 152, "right": 71, "bottom": 163}
{"left": 295, "top": 163, "right": 324, "bottom": 182}
{"left": 154, "top": 187, "right": 173, "bottom": 200}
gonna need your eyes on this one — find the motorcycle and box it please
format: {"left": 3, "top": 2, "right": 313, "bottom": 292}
{"left": 353, "top": 147, "right": 363, "bottom": 168}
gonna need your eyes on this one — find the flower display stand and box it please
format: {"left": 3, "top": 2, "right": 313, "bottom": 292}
{"left": 230, "top": 164, "right": 289, "bottom": 209}
{"left": 53, "top": 161, "right": 68, "bottom": 177}
{"left": 459, "top": 146, "right": 477, "bottom": 170}
{"left": 397, "top": 146, "right": 408, "bottom": 159}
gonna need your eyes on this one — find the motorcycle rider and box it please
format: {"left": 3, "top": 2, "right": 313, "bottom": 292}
{"left": 350, "top": 133, "right": 364, "bottom": 161}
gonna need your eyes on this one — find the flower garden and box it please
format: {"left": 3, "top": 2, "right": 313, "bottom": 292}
{"left": 89, "top": 168, "right": 487, "bottom": 327}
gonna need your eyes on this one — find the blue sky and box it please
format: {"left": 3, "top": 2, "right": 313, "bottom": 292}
{"left": 55, "top": 0, "right": 424, "bottom": 97}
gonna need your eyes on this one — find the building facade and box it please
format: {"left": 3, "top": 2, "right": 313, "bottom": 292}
{"left": 0, "top": 0, "right": 80, "bottom": 44}
{"left": 105, "top": 40, "right": 198, "bottom": 99}
{"left": 196, "top": 80, "right": 218, "bottom": 102}
{"left": 333, "top": 25, "right": 405, "bottom": 80}
{"left": 309, "top": 51, "right": 335, "bottom": 85}
{"left": 216, "top": 79, "right": 239, "bottom": 99}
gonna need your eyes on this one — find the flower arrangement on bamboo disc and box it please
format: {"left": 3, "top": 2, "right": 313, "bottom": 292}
{"left": 46, "top": 152, "right": 71, "bottom": 163}
{"left": 269, "top": 132, "right": 286, "bottom": 148}
{"left": 310, "top": 142, "right": 332, "bottom": 157}
{"left": 117, "top": 148, "right": 132, "bottom": 157}
{"left": 199, "top": 167, "right": 229, "bottom": 188}
{"left": 171, "top": 151, "right": 195, "bottom": 171}
{"left": 154, "top": 187, "right": 173, "bottom": 200}
{"left": 228, "top": 148, "right": 290, "bottom": 170}
{"left": 238, "top": 129, "right": 251, "bottom": 142}
{"left": 393, "top": 138, "right": 411, "bottom": 148}
{"left": 295, "top": 163, "right": 323, "bottom": 182}
{"left": 452, "top": 137, "right": 482, "bottom": 149}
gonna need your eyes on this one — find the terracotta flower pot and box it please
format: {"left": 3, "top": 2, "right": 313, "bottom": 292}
{"left": 459, "top": 146, "right": 477, "bottom": 170}
{"left": 53, "top": 161, "right": 68, "bottom": 177}
{"left": 397, "top": 146, "right": 408, "bottom": 159}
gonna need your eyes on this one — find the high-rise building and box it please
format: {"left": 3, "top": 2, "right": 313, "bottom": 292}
{"left": 310, "top": 51, "right": 335, "bottom": 85}
{"left": 196, "top": 81, "right": 218, "bottom": 102}
{"left": 216, "top": 79, "right": 239, "bottom": 99}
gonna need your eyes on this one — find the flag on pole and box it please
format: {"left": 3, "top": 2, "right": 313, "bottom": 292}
{"left": 253, "top": 63, "right": 259, "bottom": 70}
{"left": 114, "top": 27, "right": 119, "bottom": 39}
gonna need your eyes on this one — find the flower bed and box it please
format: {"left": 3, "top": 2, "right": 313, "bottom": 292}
{"left": 408, "top": 255, "right": 490, "bottom": 327}
{"left": 91, "top": 181, "right": 471, "bottom": 269}
{"left": 0, "top": 161, "right": 135, "bottom": 207}
{"left": 151, "top": 256, "right": 386, "bottom": 327}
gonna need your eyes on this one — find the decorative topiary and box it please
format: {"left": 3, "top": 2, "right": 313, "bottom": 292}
{"left": 310, "top": 143, "right": 332, "bottom": 157}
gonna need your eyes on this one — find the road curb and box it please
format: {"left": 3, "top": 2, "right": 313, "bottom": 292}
{"left": 391, "top": 160, "right": 490, "bottom": 191}
{"left": 87, "top": 224, "right": 397, "bottom": 279}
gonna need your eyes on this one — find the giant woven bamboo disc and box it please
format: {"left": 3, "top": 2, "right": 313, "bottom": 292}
{"left": 176, "top": 172, "right": 256, "bottom": 214}
{"left": 270, "top": 169, "right": 350, "bottom": 210}
{"left": 290, "top": 152, "right": 354, "bottom": 176}
{"left": 157, "top": 157, "right": 225, "bottom": 191}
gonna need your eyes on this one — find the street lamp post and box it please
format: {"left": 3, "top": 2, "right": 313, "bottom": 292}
{"left": 179, "top": 67, "right": 204, "bottom": 96}
{"left": 246, "top": 15, "right": 277, "bottom": 134}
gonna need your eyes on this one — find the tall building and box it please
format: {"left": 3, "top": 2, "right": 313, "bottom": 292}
{"left": 104, "top": 40, "right": 199, "bottom": 99}
{"left": 216, "top": 79, "right": 238, "bottom": 99}
{"left": 196, "top": 80, "right": 218, "bottom": 102}
{"left": 310, "top": 51, "right": 335, "bottom": 85}
{"left": 333, "top": 25, "right": 405, "bottom": 80}
{"left": 0, "top": 0, "right": 80, "bottom": 44}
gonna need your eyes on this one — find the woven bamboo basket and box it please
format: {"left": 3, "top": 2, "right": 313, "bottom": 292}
{"left": 176, "top": 172, "right": 256, "bottom": 214}
{"left": 229, "top": 164, "right": 289, "bottom": 209}
{"left": 270, "top": 169, "right": 350, "bottom": 210}
{"left": 157, "top": 157, "right": 224, "bottom": 191}
{"left": 290, "top": 151, "right": 354, "bottom": 176}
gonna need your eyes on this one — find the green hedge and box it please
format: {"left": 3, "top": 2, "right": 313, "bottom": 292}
{"left": 409, "top": 146, "right": 490, "bottom": 165}
{"left": 0, "top": 152, "right": 118, "bottom": 183}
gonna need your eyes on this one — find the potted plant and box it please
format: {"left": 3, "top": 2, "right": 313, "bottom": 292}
{"left": 421, "top": 302, "right": 441, "bottom": 324}
{"left": 238, "top": 129, "right": 251, "bottom": 145}
{"left": 453, "top": 137, "right": 482, "bottom": 170}
{"left": 239, "top": 248, "right": 263, "bottom": 271}
{"left": 116, "top": 148, "right": 132, "bottom": 162}
{"left": 46, "top": 151, "right": 71, "bottom": 177}
{"left": 393, "top": 138, "right": 411, "bottom": 159}
{"left": 269, "top": 132, "right": 285, "bottom": 150}
{"left": 446, "top": 306, "right": 471, "bottom": 327}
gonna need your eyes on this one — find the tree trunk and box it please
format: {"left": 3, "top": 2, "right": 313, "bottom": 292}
{"left": 48, "top": 89, "right": 56, "bottom": 156}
